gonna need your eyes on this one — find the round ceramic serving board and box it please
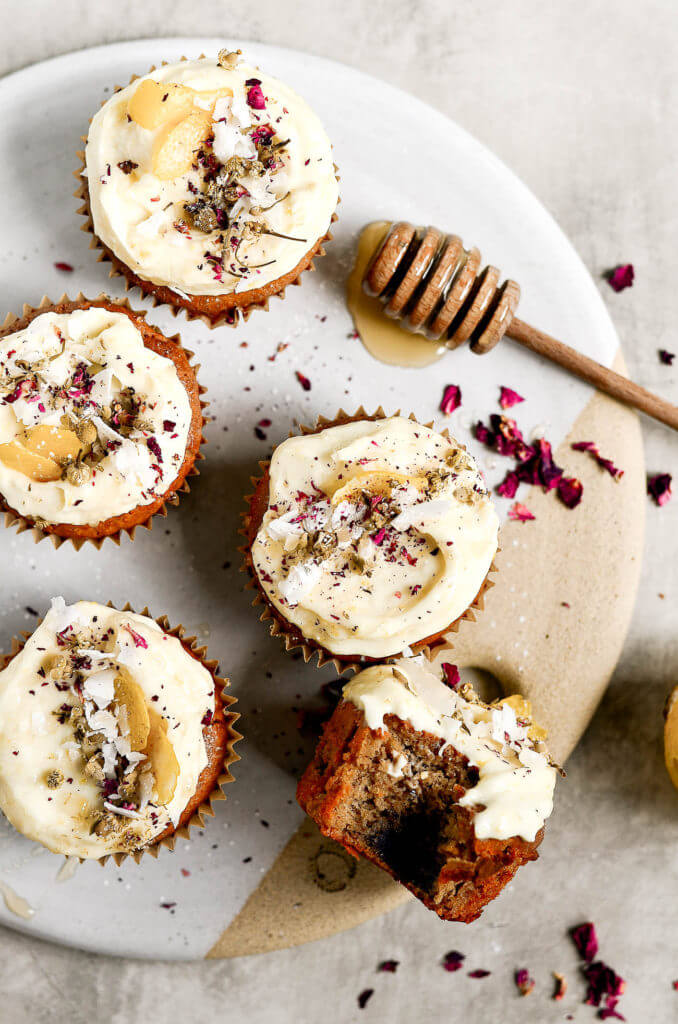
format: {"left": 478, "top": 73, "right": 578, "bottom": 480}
{"left": 0, "top": 38, "right": 643, "bottom": 960}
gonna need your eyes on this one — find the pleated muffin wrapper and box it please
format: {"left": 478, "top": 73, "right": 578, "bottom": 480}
{"left": 0, "top": 602, "right": 242, "bottom": 867}
{"left": 0, "top": 293, "right": 208, "bottom": 551}
{"left": 240, "top": 406, "right": 499, "bottom": 677}
{"left": 74, "top": 55, "right": 340, "bottom": 330}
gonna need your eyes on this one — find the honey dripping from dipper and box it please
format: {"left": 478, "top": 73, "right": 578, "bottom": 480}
{"left": 347, "top": 222, "right": 447, "bottom": 368}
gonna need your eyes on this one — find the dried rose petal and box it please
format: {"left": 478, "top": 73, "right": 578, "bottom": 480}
{"left": 442, "top": 950, "right": 465, "bottom": 972}
{"left": 54, "top": 261, "right": 74, "bottom": 272}
{"left": 440, "top": 384, "right": 462, "bottom": 415}
{"left": 497, "top": 472, "right": 520, "bottom": 499}
{"left": 468, "top": 969, "right": 491, "bottom": 979}
{"left": 357, "top": 989, "right": 374, "bottom": 1009}
{"left": 648, "top": 473, "right": 672, "bottom": 506}
{"left": 499, "top": 386, "right": 524, "bottom": 410}
{"left": 608, "top": 264, "right": 634, "bottom": 292}
{"left": 122, "top": 624, "right": 149, "bottom": 650}
{"left": 245, "top": 79, "right": 266, "bottom": 110}
{"left": 296, "top": 371, "right": 311, "bottom": 392}
{"left": 515, "top": 969, "right": 535, "bottom": 996}
{"left": 553, "top": 973, "right": 567, "bottom": 1001}
{"left": 441, "top": 663, "right": 460, "bottom": 689}
{"left": 558, "top": 476, "right": 583, "bottom": 509}
{"left": 572, "top": 921, "right": 598, "bottom": 962}
{"left": 571, "top": 441, "right": 623, "bottom": 480}
{"left": 508, "top": 502, "right": 535, "bottom": 522}
{"left": 378, "top": 960, "right": 399, "bottom": 973}
{"left": 372, "top": 528, "right": 386, "bottom": 546}
{"left": 583, "top": 961, "right": 626, "bottom": 1019}
{"left": 659, "top": 349, "right": 675, "bottom": 365}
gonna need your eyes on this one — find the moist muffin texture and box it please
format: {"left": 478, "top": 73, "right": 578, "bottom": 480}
{"left": 297, "top": 660, "right": 557, "bottom": 921}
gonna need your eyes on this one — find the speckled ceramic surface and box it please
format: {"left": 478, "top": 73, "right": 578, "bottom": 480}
{"left": 0, "top": 37, "right": 642, "bottom": 959}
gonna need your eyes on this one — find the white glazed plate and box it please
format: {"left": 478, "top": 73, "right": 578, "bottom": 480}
{"left": 0, "top": 37, "right": 619, "bottom": 959}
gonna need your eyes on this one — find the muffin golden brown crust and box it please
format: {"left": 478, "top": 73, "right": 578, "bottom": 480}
{"left": 242, "top": 409, "right": 494, "bottom": 669}
{"left": 83, "top": 183, "right": 334, "bottom": 326}
{"left": 0, "top": 298, "right": 204, "bottom": 542}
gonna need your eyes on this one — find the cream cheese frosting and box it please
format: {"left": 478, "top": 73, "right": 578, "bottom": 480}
{"left": 0, "top": 307, "right": 193, "bottom": 526}
{"left": 251, "top": 416, "right": 499, "bottom": 658}
{"left": 0, "top": 599, "right": 215, "bottom": 858}
{"left": 85, "top": 55, "right": 338, "bottom": 296}
{"left": 343, "top": 660, "right": 557, "bottom": 842}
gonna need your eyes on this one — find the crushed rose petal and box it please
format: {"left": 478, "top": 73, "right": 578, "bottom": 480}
{"left": 499, "top": 386, "right": 524, "bottom": 410}
{"left": 573, "top": 921, "right": 602, "bottom": 958}
{"left": 607, "top": 264, "right": 634, "bottom": 292}
{"left": 648, "top": 473, "right": 672, "bottom": 506}
{"left": 553, "top": 973, "right": 567, "bottom": 1001}
{"left": 378, "top": 960, "right": 399, "bottom": 973}
{"left": 54, "top": 261, "right": 74, "bottom": 272}
{"left": 442, "top": 950, "right": 465, "bottom": 972}
{"left": 557, "top": 476, "right": 583, "bottom": 509}
{"left": 440, "top": 383, "right": 462, "bottom": 415}
{"left": 357, "top": 989, "right": 374, "bottom": 1009}
{"left": 245, "top": 78, "right": 266, "bottom": 110}
{"left": 571, "top": 441, "right": 623, "bottom": 480}
{"left": 296, "top": 371, "right": 312, "bottom": 392}
{"left": 572, "top": 922, "right": 599, "bottom": 962}
{"left": 441, "top": 663, "right": 460, "bottom": 689}
{"left": 468, "top": 969, "right": 491, "bottom": 979}
{"left": 508, "top": 502, "right": 535, "bottom": 522}
{"left": 659, "top": 349, "right": 675, "bottom": 365}
{"left": 515, "top": 969, "right": 535, "bottom": 996}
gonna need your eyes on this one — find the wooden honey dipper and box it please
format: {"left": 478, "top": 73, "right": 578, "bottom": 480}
{"left": 363, "top": 222, "right": 678, "bottom": 431}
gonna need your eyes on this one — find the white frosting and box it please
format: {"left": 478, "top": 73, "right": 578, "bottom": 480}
{"left": 251, "top": 417, "right": 499, "bottom": 658}
{"left": 343, "top": 660, "right": 556, "bottom": 842}
{"left": 0, "top": 308, "right": 192, "bottom": 525}
{"left": 85, "top": 57, "right": 338, "bottom": 296}
{"left": 0, "top": 600, "right": 215, "bottom": 858}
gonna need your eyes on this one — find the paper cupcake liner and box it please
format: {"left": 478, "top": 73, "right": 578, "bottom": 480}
{"left": 74, "top": 56, "right": 340, "bottom": 330}
{"left": 0, "top": 293, "right": 207, "bottom": 551}
{"left": 0, "top": 601, "right": 241, "bottom": 867}
{"left": 240, "top": 406, "right": 499, "bottom": 676}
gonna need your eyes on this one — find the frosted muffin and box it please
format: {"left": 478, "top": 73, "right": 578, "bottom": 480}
{"left": 244, "top": 413, "right": 499, "bottom": 664}
{"left": 81, "top": 51, "right": 339, "bottom": 325}
{"left": 0, "top": 300, "right": 202, "bottom": 544}
{"left": 0, "top": 599, "right": 237, "bottom": 860}
{"left": 298, "top": 658, "right": 557, "bottom": 921}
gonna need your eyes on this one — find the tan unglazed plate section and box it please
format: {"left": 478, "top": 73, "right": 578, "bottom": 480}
{"left": 208, "top": 351, "right": 644, "bottom": 957}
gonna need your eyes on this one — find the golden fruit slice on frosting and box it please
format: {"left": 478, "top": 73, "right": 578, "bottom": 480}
{"left": 127, "top": 79, "right": 195, "bottom": 130}
{"left": 331, "top": 470, "right": 427, "bottom": 506}
{"left": 0, "top": 425, "right": 83, "bottom": 483}
{"left": 146, "top": 706, "right": 179, "bottom": 805}
{"left": 152, "top": 109, "right": 213, "bottom": 180}
{"left": 664, "top": 685, "right": 678, "bottom": 791}
{"left": 113, "top": 668, "right": 150, "bottom": 752}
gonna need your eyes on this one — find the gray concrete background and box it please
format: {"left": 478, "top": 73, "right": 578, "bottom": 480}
{"left": 1, "top": 1, "right": 677, "bottom": 1020}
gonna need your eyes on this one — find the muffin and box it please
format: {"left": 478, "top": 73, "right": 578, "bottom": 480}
{"left": 297, "top": 658, "right": 557, "bottom": 921}
{"left": 243, "top": 411, "right": 499, "bottom": 666}
{"left": 79, "top": 50, "right": 339, "bottom": 326}
{"left": 0, "top": 298, "right": 203, "bottom": 547}
{"left": 0, "top": 598, "right": 239, "bottom": 861}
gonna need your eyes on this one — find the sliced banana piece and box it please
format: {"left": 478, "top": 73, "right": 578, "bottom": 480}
{"left": 128, "top": 79, "right": 195, "bottom": 130}
{"left": 331, "top": 470, "right": 427, "bottom": 507}
{"left": 113, "top": 668, "right": 150, "bottom": 752}
{"left": 146, "top": 706, "right": 179, "bottom": 806}
{"left": 152, "top": 110, "right": 213, "bottom": 180}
